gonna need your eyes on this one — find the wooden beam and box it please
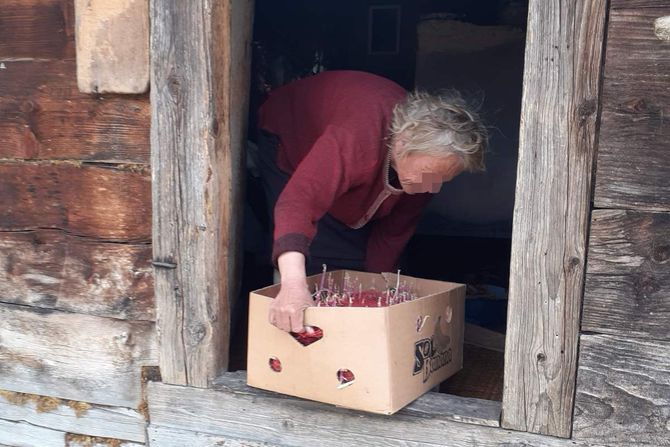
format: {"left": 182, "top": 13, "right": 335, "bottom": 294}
{"left": 0, "top": 302, "right": 157, "bottom": 408}
{"left": 0, "top": 60, "right": 150, "bottom": 163}
{"left": 583, "top": 210, "right": 670, "bottom": 340}
{"left": 593, "top": 5, "right": 670, "bottom": 212}
{"left": 502, "top": 0, "right": 607, "bottom": 437}
{"left": 0, "top": 229, "right": 154, "bottom": 321}
{"left": 210, "top": 372, "right": 502, "bottom": 428}
{"left": 573, "top": 334, "right": 670, "bottom": 446}
{"left": 0, "top": 392, "right": 146, "bottom": 443}
{"left": 150, "top": 0, "right": 253, "bottom": 386}
{"left": 0, "top": 0, "right": 75, "bottom": 61}
{"left": 75, "top": 0, "right": 149, "bottom": 94}
{"left": 146, "top": 376, "right": 596, "bottom": 447}
{"left": 0, "top": 418, "right": 64, "bottom": 447}
{"left": 0, "top": 162, "right": 151, "bottom": 241}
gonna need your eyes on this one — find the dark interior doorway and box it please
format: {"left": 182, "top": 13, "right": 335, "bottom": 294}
{"left": 231, "top": 0, "right": 528, "bottom": 403}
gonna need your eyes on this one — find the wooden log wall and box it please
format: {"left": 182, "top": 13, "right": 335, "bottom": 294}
{"left": 573, "top": 2, "right": 670, "bottom": 446}
{"left": 0, "top": 1, "right": 157, "bottom": 445}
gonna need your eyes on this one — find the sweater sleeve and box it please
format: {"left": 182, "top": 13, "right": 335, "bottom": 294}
{"left": 272, "top": 126, "right": 362, "bottom": 266}
{"left": 364, "top": 193, "right": 433, "bottom": 273}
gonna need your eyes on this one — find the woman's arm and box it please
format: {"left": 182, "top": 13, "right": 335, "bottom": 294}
{"left": 269, "top": 251, "right": 313, "bottom": 332}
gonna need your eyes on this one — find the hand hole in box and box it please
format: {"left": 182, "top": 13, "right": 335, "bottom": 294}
{"left": 269, "top": 357, "right": 282, "bottom": 372}
{"left": 336, "top": 369, "right": 355, "bottom": 389}
{"left": 289, "top": 325, "right": 323, "bottom": 346}
{"left": 444, "top": 305, "right": 453, "bottom": 323}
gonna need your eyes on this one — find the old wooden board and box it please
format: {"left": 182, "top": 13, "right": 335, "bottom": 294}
{"left": 0, "top": 163, "right": 151, "bottom": 241}
{"left": 0, "top": 417, "right": 64, "bottom": 447}
{"left": 0, "top": 0, "right": 75, "bottom": 60}
{"left": 150, "top": 0, "right": 253, "bottom": 386}
{"left": 583, "top": 210, "right": 670, "bottom": 340}
{"left": 502, "top": 0, "right": 607, "bottom": 438}
{"left": 74, "top": 0, "right": 149, "bottom": 94}
{"left": 611, "top": 0, "right": 669, "bottom": 9}
{"left": 66, "top": 435, "right": 143, "bottom": 447}
{"left": 211, "top": 372, "right": 502, "bottom": 427}
{"left": 0, "top": 229, "right": 154, "bottom": 321}
{"left": 594, "top": 5, "right": 670, "bottom": 211}
{"left": 148, "top": 427, "right": 274, "bottom": 447}
{"left": 0, "top": 302, "right": 157, "bottom": 408}
{"left": 573, "top": 334, "right": 670, "bottom": 446}
{"left": 147, "top": 380, "right": 604, "bottom": 447}
{"left": 0, "top": 391, "right": 146, "bottom": 442}
{"left": 0, "top": 60, "right": 150, "bottom": 162}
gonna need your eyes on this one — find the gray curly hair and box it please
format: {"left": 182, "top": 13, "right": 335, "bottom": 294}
{"left": 389, "top": 90, "right": 487, "bottom": 172}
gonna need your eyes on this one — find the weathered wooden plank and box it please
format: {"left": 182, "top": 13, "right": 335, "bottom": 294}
{"left": 212, "top": 372, "right": 502, "bottom": 428}
{"left": 0, "top": 0, "right": 75, "bottom": 60}
{"left": 150, "top": 0, "right": 253, "bottom": 385}
{"left": 0, "top": 60, "right": 150, "bottom": 163}
{"left": 502, "top": 0, "right": 607, "bottom": 438}
{"left": 148, "top": 426, "right": 277, "bottom": 447}
{"left": 0, "top": 390, "right": 146, "bottom": 442}
{"left": 0, "top": 229, "right": 154, "bottom": 321}
{"left": 75, "top": 0, "right": 149, "bottom": 94}
{"left": 0, "top": 302, "right": 158, "bottom": 408}
{"left": 0, "top": 163, "right": 151, "bottom": 241}
{"left": 611, "top": 0, "right": 670, "bottom": 9}
{"left": 147, "top": 381, "right": 603, "bottom": 447}
{"left": 583, "top": 210, "right": 670, "bottom": 340}
{"left": 573, "top": 334, "right": 670, "bottom": 446}
{"left": 594, "top": 7, "right": 670, "bottom": 211}
{"left": 0, "top": 418, "right": 64, "bottom": 447}
{"left": 65, "top": 433, "right": 143, "bottom": 447}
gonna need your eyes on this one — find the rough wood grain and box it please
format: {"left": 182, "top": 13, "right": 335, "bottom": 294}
{"left": 148, "top": 427, "right": 274, "bottom": 447}
{"left": 75, "top": 0, "right": 149, "bottom": 94}
{"left": 0, "top": 229, "right": 154, "bottom": 321}
{"left": 150, "top": 0, "right": 253, "bottom": 386}
{"left": 0, "top": 0, "right": 75, "bottom": 60}
{"left": 502, "top": 0, "right": 607, "bottom": 438}
{"left": 0, "top": 59, "right": 150, "bottom": 162}
{"left": 0, "top": 302, "right": 158, "bottom": 408}
{"left": 0, "top": 418, "right": 64, "bottom": 447}
{"left": 612, "top": 0, "right": 669, "bottom": 9}
{"left": 211, "top": 372, "right": 502, "bottom": 427}
{"left": 0, "top": 163, "right": 151, "bottom": 241}
{"left": 147, "top": 381, "right": 603, "bottom": 447}
{"left": 0, "top": 392, "right": 146, "bottom": 443}
{"left": 65, "top": 434, "right": 143, "bottom": 447}
{"left": 573, "top": 334, "right": 670, "bottom": 446}
{"left": 594, "top": 6, "right": 670, "bottom": 211}
{"left": 583, "top": 210, "right": 670, "bottom": 340}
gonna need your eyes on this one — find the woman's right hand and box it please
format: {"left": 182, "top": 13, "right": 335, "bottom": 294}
{"left": 269, "top": 251, "right": 313, "bottom": 332}
{"left": 269, "top": 278, "right": 314, "bottom": 332}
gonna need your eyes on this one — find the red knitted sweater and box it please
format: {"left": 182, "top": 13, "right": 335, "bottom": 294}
{"left": 258, "top": 71, "right": 432, "bottom": 273}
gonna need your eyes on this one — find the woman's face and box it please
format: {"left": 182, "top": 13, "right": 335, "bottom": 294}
{"left": 392, "top": 140, "right": 465, "bottom": 194}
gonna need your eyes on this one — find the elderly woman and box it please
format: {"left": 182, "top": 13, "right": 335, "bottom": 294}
{"left": 255, "top": 70, "right": 486, "bottom": 332}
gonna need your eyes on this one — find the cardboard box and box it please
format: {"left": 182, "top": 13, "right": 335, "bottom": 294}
{"left": 247, "top": 270, "right": 465, "bottom": 415}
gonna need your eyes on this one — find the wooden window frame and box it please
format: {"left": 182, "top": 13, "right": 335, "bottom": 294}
{"left": 150, "top": 0, "right": 608, "bottom": 439}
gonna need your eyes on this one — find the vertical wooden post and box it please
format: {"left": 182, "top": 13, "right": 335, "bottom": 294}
{"left": 150, "top": 0, "right": 253, "bottom": 386}
{"left": 502, "top": 0, "right": 608, "bottom": 437}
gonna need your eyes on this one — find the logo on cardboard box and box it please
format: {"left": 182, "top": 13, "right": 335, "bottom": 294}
{"left": 413, "top": 316, "right": 453, "bottom": 383}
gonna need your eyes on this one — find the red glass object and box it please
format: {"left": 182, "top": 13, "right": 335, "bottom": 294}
{"left": 269, "top": 357, "right": 282, "bottom": 372}
{"left": 337, "top": 368, "right": 355, "bottom": 386}
{"left": 290, "top": 326, "right": 324, "bottom": 346}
